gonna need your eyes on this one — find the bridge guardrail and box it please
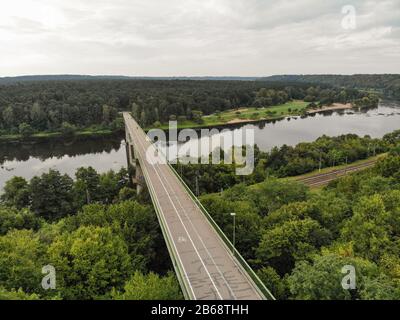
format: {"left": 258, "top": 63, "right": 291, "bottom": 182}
{"left": 125, "top": 112, "right": 275, "bottom": 300}
{"left": 135, "top": 151, "right": 193, "bottom": 300}
{"left": 167, "top": 162, "right": 276, "bottom": 300}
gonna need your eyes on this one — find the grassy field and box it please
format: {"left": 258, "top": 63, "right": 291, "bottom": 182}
{"left": 154, "top": 100, "right": 309, "bottom": 130}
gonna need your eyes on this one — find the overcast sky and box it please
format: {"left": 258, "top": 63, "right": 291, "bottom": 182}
{"left": 1, "top": 0, "right": 399, "bottom": 77}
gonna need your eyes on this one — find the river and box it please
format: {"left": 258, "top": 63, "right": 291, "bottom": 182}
{"left": 1, "top": 100, "right": 399, "bottom": 190}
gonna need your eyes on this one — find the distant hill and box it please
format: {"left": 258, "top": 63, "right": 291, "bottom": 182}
{"left": 259, "top": 74, "right": 400, "bottom": 99}
{"left": 0, "top": 75, "right": 259, "bottom": 84}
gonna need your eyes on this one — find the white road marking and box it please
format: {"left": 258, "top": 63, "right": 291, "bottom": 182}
{"left": 155, "top": 160, "right": 238, "bottom": 299}
{"left": 124, "top": 117, "right": 197, "bottom": 299}
{"left": 129, "top": 117, "right": 223, "bottom": 299}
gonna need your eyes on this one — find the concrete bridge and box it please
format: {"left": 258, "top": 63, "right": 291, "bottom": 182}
{"left": 123, "top": 112, "right": 275, "bottom": 300}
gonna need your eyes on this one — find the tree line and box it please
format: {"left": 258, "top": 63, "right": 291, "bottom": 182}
{"left": 0, "top": 130, "right": 399, "bottom": 299}
{"left": 0, "top": 79, "right": 377, "bottom": 135}
{"left": 175, "top": 130, "right": 399, "bottom": 195}
{"left": 261, "top": 74, "right": 400, "bottom": 100}
{"left": 200, "top": 150, "right": 400, "bottom": 299}
{"left": 0, "top": 167, "right": 182, "bottom": 300}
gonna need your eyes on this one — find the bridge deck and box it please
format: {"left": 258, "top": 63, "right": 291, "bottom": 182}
{"left": 123, "top": 112, "right": 266, "bottom": 300}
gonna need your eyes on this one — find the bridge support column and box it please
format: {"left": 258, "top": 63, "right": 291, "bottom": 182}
{"left": 125, "top": 127, "right": 144, "bottom": 195}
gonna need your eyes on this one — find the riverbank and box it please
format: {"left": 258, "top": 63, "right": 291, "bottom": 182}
{"left": 0, "top": 128, "right": 123, "bottom": 144}
{"left": 306, "top": 103, "right": 353, "bottom": 114}
{"left": 150, "top": 100, "right": 360, "bottom": 131}
{"left": 150, "top": 100, "right": 309, "bottom": 130}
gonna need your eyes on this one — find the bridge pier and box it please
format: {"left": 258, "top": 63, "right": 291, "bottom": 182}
{"left": 125, "top": 126, "right": 144, "bottom": 195}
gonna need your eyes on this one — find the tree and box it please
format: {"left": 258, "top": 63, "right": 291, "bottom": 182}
{"left": 307, "top": 192, "right": 351, "bottom": 235}
{"left": 153, "top": 121, "right": 162, "bottom": 128}
{"left": 287, "top": 253, "right": 381, "bottom": 300}
{"left": 0, "top": 207, "right": 41, "bottom": 235}
{"left": 0, "top": 176, "right": 30, "bottom": 209}
{"left": 29, "top": 170, "right": 75, "bottom": 221}
{"left": 376, "top": 155, "right": 400, "bottom": 179}
{"left": 102, "top": 105, "right": 117, "bottom": 124}
{"left": 249, "top": 178, "right": 309, "bottom": 216}
{"left": 0, "top": 230, "right": 45, "bottom": 293}
{"left": 48, "top": 226, "right": 132, "bottom": 299}
{"left": 18, "top": 123, "right": 34, "bottom": 138}
{"left": 0, "top": 287, "right": 40, "bottom": 300}
{"left": 2, "top": 106, "right": 15, "bottom": 129}
{"left": 256, "top": 218, "right": 331, "bottom": 274}
{"left": 30, "top": 102, "right": 46, "bottom": 130}
{"left": 60, "top": 122, "right": 76, "bottom": 137}
{"left": 74, "top": 167, "right": 101, "bottom": 206}
{"left": 360, "top": 275, "right": 400, "bottom": 300}
{"left": 200, "top": 195, "right": 262, "bottom": 258}
{"left": 191, "top": 110, "right": 204, "bottom": 124}
{"left": 341, "top": 194, "right": 392, "bottom": 261}
{"left": 118, "top": 187, "right": 136, "bottom": 201}
{"left": 111, "top": 271, "right": 183, "bottom": 300}
{"left": 73, "top": 201, "right": 159, "bottom": 271}
{"left": 257, "top": 267, "right": 287, "bottom": 300}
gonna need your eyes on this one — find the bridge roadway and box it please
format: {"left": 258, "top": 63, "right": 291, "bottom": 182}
{"left": 123, "top": 112, "right": 267, "bottom": 300}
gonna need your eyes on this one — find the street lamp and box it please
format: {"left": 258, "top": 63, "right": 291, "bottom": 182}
{"left": 230, "top": 212, "right": 236, "bottom": 257}
{"left": 319, "top": 152, "right": 322, "bottom": 173}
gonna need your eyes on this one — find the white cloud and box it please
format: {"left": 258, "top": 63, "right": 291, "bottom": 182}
{"left": 0, "top": 0, "right": 399, "bottom": 76}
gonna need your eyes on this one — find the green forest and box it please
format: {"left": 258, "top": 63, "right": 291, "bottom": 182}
{"left": 0, "top": 167, "right": 182, "bottom": 300}
{"left": 0, "top": 129, "right": 399, "bottom": 300}
{"left": 0, "top": 74, "right": 399, "bottom": 300}
{"left": 0, "top": 79, "right": 378, "bottom": 138}
{"left": 200, "top": 150, "right": 400, "bottom": 299}
{"left": 263, "top": 74, "right": 400, "bottom": 99}
{"left": 175, "top": 130, "right": 396, "bottom": 195}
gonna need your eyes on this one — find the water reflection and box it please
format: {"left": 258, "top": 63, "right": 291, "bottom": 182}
{"left": 0, "top": 134, "right": 126, "bottom": 190}
{"left": 179, "top": 100, "right": 400, "bottom": 154}
{"left": 1, "top": 101, "right": 399, "bottom": 191}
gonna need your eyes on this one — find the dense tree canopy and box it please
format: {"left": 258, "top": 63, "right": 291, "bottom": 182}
{"left": 200, "top": 153, "right": 400, "bottom": 300}
{"left": 112, "top": 271, "right": 183, "bottom": 300}
{"left": 48, "top": 226, "right": 132, "bottom": 300}
{"left": 0, "top": 79, "right": 378, "bottom": 135}
{"left": 176, "top": 130, "right": 397, "bottom": 195}
{"left": 1, "top": 131, "right": 400, "bottom": 300}
{"left": 262, "top": 74, "right": 400, "bottom": 100}
{"left": 0, "top": 167, "right": 131, "bottom": 221}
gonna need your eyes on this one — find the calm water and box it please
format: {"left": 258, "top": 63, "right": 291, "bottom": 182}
{"left": 1, "top": 100, "right": 400, "bottom": 190}
{"left": 183, "top": 100, "right": 400, "bottom": 153}
{"left": 0, "top": 135, "right": 126, "bottom": 190}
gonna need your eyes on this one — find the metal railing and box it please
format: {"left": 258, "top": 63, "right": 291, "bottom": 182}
{"left": 167, "top": 162, "right": 276, "bottom": 300}
{"left": 134, "top": 145, "right": 193, "bottom": 300}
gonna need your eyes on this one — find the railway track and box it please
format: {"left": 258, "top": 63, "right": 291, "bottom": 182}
{"left": 295, "top": 160, "right": 377, "bottom": 187}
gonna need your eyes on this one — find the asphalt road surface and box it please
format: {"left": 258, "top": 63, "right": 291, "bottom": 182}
{"left": 123, "top": 112, "right": 266, "bottom": 300}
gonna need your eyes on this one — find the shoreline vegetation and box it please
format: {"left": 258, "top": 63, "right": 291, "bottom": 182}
{"left": 0, "top": 101, "right": 372, "bottom": 142}
{"left": 0, "top": 101, "right": 362, "bottom": 142}
{"left": 0, "top": 128, "right": 123, "bottom": 143}
{"left": 0, "top": 78, "right": 380, "bottom": 141}
{"left": 149, "top": 100, "right": 366, "bottom": 130}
